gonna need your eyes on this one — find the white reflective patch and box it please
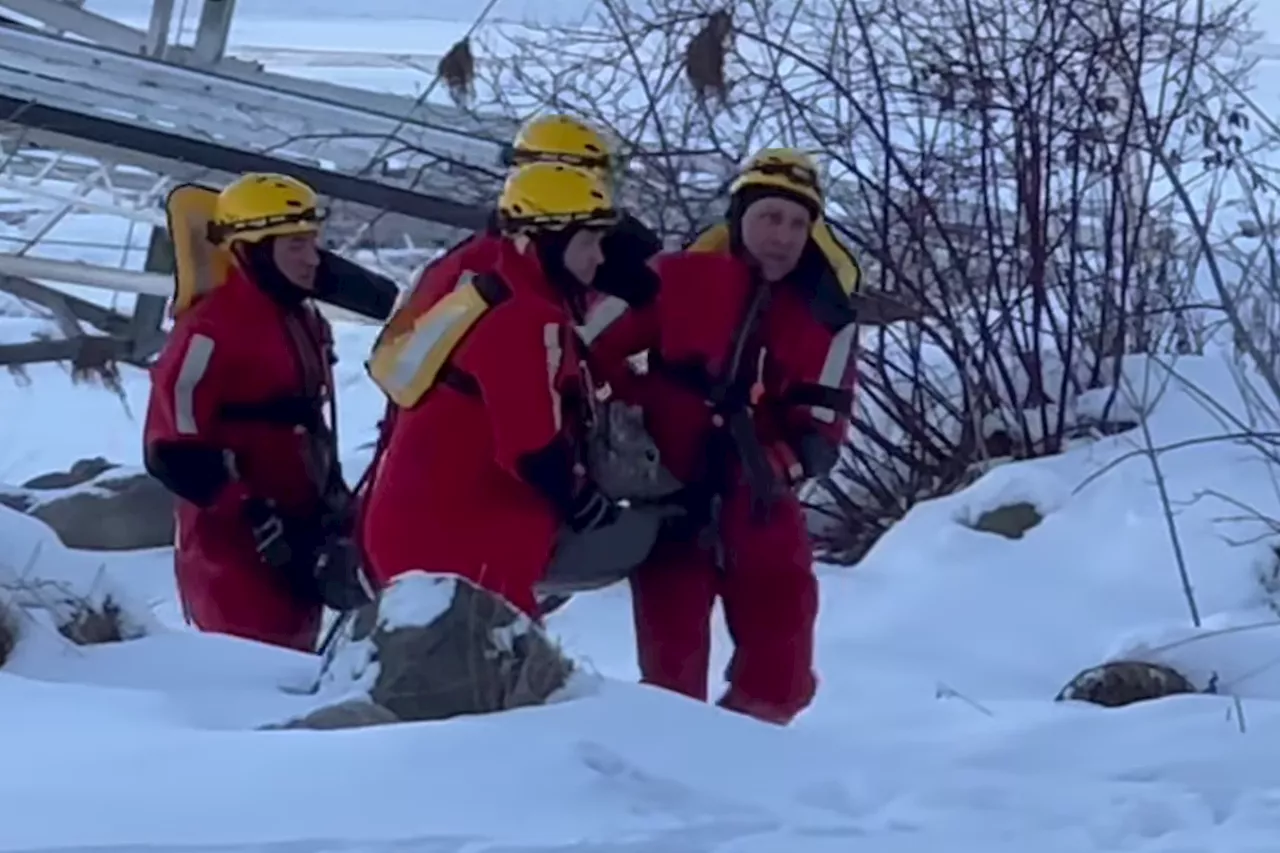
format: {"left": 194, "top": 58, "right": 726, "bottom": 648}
{"left": 543, "top": 323, "right": 564, "bottom": 431}
{"left": 811, "top": 323, "right": 859, "bottom": 423}
{"left": 385, "top": 303, "right": 469, "bottom": 396}
{"left": 174, "top": 333, "right": 216, "bottom": 435}
{"left": 578, "top": 295, "right": 628, "bottom": 344}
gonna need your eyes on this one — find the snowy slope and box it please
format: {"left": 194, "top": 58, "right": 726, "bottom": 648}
{"left": 5, "top": 338, "right": 1280, "bottom": 851}
{"left": 4, "top": 7, "right": 1280, "bottom": 852}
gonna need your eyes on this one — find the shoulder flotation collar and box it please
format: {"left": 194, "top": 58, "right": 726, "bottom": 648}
{"left": 365, "top": 271, "right": 510, "bottom": 409}
{"left": 165, "top": 183, "right": 232, "bottom": 319}
{"left": 687, "top": 219, "right": 861, "bottom": 299}
{"left": 165, "top": 182, "right": 400, "bottom": 323}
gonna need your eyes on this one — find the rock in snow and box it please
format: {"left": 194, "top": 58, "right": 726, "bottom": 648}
{"left": 0, "top": 456, "right": 173, "bottom": 551}
{"left": 316, "top": 570, "right": 574, "bottom": 722}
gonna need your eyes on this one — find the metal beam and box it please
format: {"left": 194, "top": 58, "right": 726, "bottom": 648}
{"left": 0, "top": 5, "right": 516, "bottom": 142}
{"left": 0, "top": 253, "right": 169, "bottom": 295}
{"left": 0, "top": 95, "right": 491, "bottom": 232}
{"left": 0, "top": 274, "right": 132, "bottom": 335}
{"left": 131, "top": 226, "right": 173, "bottom": 361}
{"left": 144, "top": 0, "right": 175, "bottom": 58}
{"left": 0, "top": 25, "right": 506, "bottom": 169}
{"left": 217, "top": 61, "right": 516, "bottom": 141}
{"left": 0, "top": 253, "right": 379, "bottom": 324}
{"left": 0, "top": 167, "right": 166, "bottom": 225}
{"left": 0, "top": 335, "right": 133, "bottom": 367}
{"left": 191, "top": 0, "right": 234, "bottom": 65}
{"left": 229, "top": 46, "right": 451, "bottom": 68}
{"left": 0, "top": 127, "right": 468, "bottom": 253}
{"left": 0, "top": 0, "right": 147, "bottom": 51}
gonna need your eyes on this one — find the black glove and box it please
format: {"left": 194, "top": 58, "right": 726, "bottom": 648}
{"left": 242, "top": 497, "right": 327, "bottom": 605}
{"left": 243, "top": 497, "right": 296, "bottom": 573}
{"left": 594, "top": 215, "right": 662, "bottom": 307}
{"left": 311, "top": 534, "right": 374, "bottom": 611}
{"left": 568, "top": 481, "right": 621, "bottom": 533}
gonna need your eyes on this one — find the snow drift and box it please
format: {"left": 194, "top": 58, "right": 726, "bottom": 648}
{"left": 5, "top": 315, "right": 1280, "bottom": 849}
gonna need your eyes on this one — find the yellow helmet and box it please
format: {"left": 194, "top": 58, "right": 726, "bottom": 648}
{"left": 509, "top": 114, "right": 613, "bottom": 171}
{"left": 497, "top": 162, "right": 618, "bottom": 233}
{"left": 210, "top": 173, "right": 325, "bottom": 247}
{"left": 729, "top": 148, "right": 823, "bottom": 211}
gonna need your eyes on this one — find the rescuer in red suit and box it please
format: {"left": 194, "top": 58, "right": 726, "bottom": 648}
{"left": 389, "top": 113, "right": 661, "bottom": 335}
{"left": 357, "top": 115, "right": 664, "bottom": 615}
{"left": 144, "top": 173, "right": 370, "bottom": 652}
{"left": 583, "top": 149, "right": 862, "bottom": 724}
{"left": 359, "top": 161, "right": 658, "bottom": 618}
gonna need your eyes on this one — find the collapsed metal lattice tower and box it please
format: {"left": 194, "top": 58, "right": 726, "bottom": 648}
{"left": 0, "top": 0, "right": 518, "bottom": 367}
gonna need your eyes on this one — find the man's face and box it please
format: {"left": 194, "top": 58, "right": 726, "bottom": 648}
{"left": 562, "top": 227, "right": 607, "bottom": 285}
{"left": 739, "top": 195, "right": 812, "bottom": 282}
{"left": 271, "top": 232, "right": 321, "bottom": 290}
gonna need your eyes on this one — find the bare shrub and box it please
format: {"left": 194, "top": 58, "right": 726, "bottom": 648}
{"left": 472, "top": 0, "right": 1253, "bottom": 562}
{"left": 57, "top": 595, "right": 127, "bottom": 646}
{"left": 1115, "top": 8, "right": 1280, "bottom": 592}
{"left": 0, "top": 552, "right": 145, "bottom": 646}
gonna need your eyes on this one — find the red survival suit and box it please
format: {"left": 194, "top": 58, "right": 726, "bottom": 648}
{"left": 354, "top": 231, "right": 504, "bottom": 507}
{"left": 366, "top": 212, "right": 660, "bottom": 452}
{"left": 143, "top": 266, "right": 338, "bottom": 651}
{"left": 399, "top": 232, "right": 503, "bottom": 319}
{"left": 360, "top": 239, "right": 599, "bottom": 617}
{"left": 585, "top": 248, "right": 859, "bottom": 723}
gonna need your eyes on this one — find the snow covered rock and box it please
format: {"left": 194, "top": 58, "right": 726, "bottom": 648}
{"left": 263, "top": 698, "right": 400, "bottom": 730}
{"left": 967, "top": 501, "right": 1044, "bottom": 539}
{"left": 317, "top": 571, "right": 574, "bottom": 722}
{"left": 1055, "top": 660, "right": 1198, "bottom": 707}
{"left": 20, "top": 456, "right": 117, "bottom": 489}
{"left": 0, "top": 456, "right": 173, "bottom": 550}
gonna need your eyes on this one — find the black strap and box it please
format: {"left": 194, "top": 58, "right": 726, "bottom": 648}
{"left": 647, "top": 278, "right": 779, "bottom": 526}
{"left": 440, "top": 364, "right": 481, "bottom": 397}
{"left": 780, "top": 381, "right": 853, "bottom": 414}
{"left": 707, "top": 280, "right": 778, "bottom": 521}
{"left": 647, "top": 350, "right": 713, "bottom": 396}
{"left": 711, "top": 279, "right": 771, "bottom": 409}
{"left": 471, "top": 271, "right": 512, "bottom": 307}
{"left": 220, "top": 394, "right": 323, "bottom": 428}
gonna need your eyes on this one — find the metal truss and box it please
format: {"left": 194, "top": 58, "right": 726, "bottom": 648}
{"left": 0, "top": 135, "right": 397, "bottom": 322}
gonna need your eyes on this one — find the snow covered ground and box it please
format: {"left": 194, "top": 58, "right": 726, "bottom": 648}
{"left": 5, "top": 318, "right": 1280, "bottom": 850}
{"left": 4, "top": 4, "right": 1280, "bottom": 852}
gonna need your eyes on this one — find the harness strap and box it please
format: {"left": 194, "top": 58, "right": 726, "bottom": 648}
{"left": 780, "top": 381, "right": 853, "bottom": 414}
{"left": 220, "top": 394, "right": 323, "bottom": 427}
